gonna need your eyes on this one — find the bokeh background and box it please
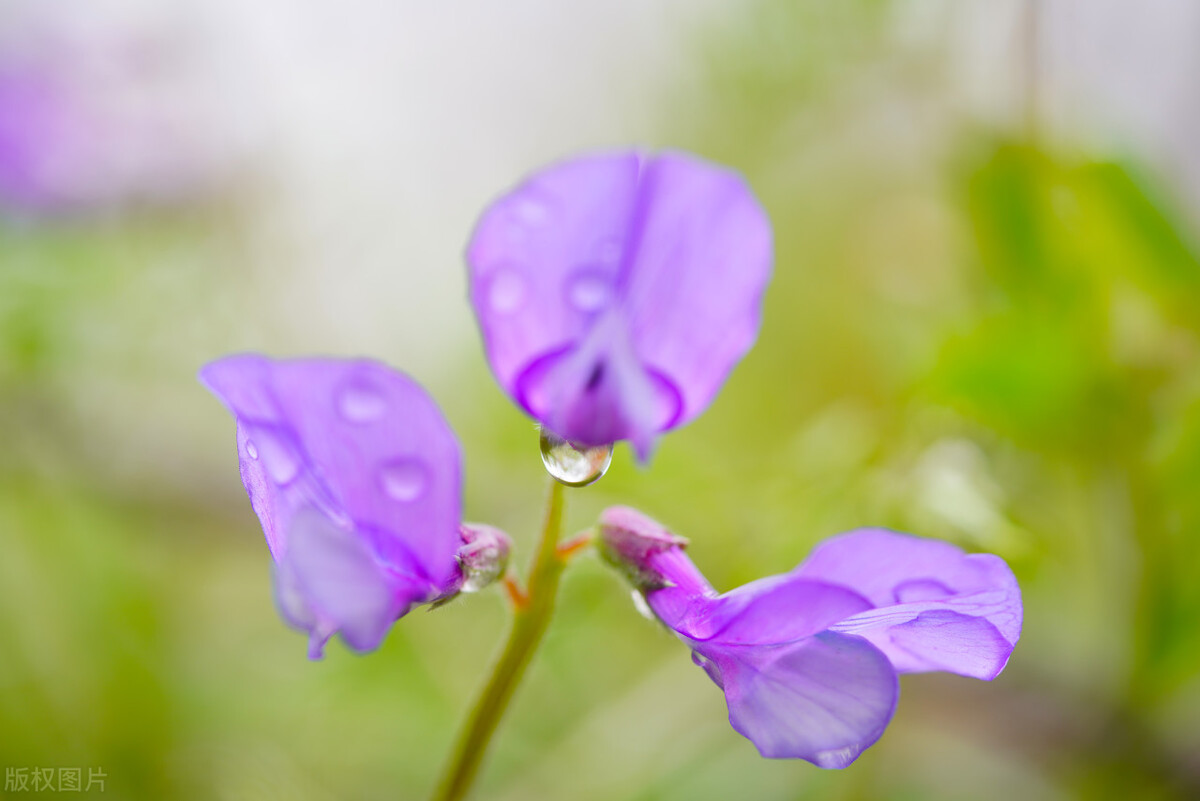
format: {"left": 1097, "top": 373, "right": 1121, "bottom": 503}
{"left": 4, "top": 0, "right": 1200, "bottom": 799}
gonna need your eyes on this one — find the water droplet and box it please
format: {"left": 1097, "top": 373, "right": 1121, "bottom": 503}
{"left": 567, "top": 271, "right": 613, "bottom": 313}
{"left": 538, "top": 427, "right": 612, "bottom": 487}
{"left": 813, "top": 746, "right": 860, "bottom": 770}
{"left": 337, "top": 382, "right": 386, "bottom": 424}
{"left": 894, "top": 579, "right": 952, "bottom": 603}
{"left": 513, "top": 197, "right": 549, "bottom": 226}
{"left": 487, "top": 269, "right": 526, "bottom": 314}
{"left": 379, "top": 459, "right": 428, "bottom": 502}
{"left": 255, "top": 430, "right": 300, "bottom": 484}
{"left": 630, "top": 590, "right": 656, "bottom": 622}
{"left": 245, "top": 440, "right": 259, "bottom": 460}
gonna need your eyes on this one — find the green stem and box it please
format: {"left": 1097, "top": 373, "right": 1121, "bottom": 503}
{"left": 430, "top": 480, "right": 567, "bottom": 801}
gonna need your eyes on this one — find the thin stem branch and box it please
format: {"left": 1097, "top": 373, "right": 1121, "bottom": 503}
{"left": 430, "top": 480, "right": 567, "bottom": 801}
{"left": 555, "top": 529, "right": 594, "bottom": 561}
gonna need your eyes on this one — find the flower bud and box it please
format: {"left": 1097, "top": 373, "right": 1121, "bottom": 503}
{"left": 597, "top": 506, "right": 689, "bottom": 591}
{"left": 455, "top": 523, "right": 513, "bottom": 593}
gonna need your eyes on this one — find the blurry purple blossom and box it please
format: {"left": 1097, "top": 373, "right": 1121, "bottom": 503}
{"left": 599, "top": 507, "right": 1022, "bottom": 767}
{"left": 0, "top": 6, "right": 245, "bottom": 215}
{"left": 467, "top": 150, "right": 772, "bottom": 460}
{"left": 200, "top": 355, "right": 490, "bottom": 659}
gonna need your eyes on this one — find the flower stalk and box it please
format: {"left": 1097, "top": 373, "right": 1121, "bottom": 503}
{"left": 430, "top": 479, "right": 567, "bottom": 801}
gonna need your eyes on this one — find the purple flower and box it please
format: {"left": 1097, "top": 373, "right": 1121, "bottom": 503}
{"left": 200, "top": 354, "right": 490, "bottom": 659}
{"left": 467, "top": 150, "right": 772, "bottom": 460}
{"left": 0, "top": 9, "right": 242, "bottom": 216}
{"left": 0, "top": 61, "right": 80, "bottom": 212}
{"left": 598, "top": 507, "right": 1022, "bottom": 768}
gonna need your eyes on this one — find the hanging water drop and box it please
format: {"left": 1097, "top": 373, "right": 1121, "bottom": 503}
{"left": 538, "top": 427, "right": 612, "bottom": 487}
{"left": 245, "top": 440, "right": 259, "bottom": 460}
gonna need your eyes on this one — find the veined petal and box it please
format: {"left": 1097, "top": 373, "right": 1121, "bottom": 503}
{"left": 697, "top": 632, "right": 899, "bottom": 767}
{"left": 619, "top": 152, "right": 773, "bottom": 431}
{"left": 793, "top": 529, "right": 1022, "bottom": 678}
{"left": 273, "top": 510, "right": 421, "bottom": 660}
{"left": 831, "top": 608, "right": 1014, "bottom": 679}
{"left": 794, "top": 529, "right": 1022, "bottom": 645}
{"left": 200, "top": 355, "right": 462, "bottom": 590}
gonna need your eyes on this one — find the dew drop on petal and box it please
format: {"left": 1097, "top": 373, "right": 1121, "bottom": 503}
{"left": 487, "top": 269, "right": 526, "bottom": 314}
{"left": 255, "top": 430, "right": 299, "bottom": 485}
{"left": 567, "top": 271, "right": 613, "bottom": 313}
{"left": 894, "top": 579, "right": 953, "bottom": 603}
{"left": 538, "top": 427, "right": 612, "bottom": 487}
{"left": 513, "top": 197, "right": 549, "bottom": 226}
{"left": 813, "top": 746, "right": 860, "bottom": 770}
{"left": 337, "top": 382, "right": 386, "bottom": 424}
{"left": 379, "top": 458, "right": 428, "bottom": 502}
{"left": 245, "top": 440, "right": 259, "bottom": 460}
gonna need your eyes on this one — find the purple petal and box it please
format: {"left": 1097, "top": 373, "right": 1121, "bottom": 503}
{"left": 702, "top": 577, "right": 874, "bottom": 645}
{"left": 467, "top": 150, "right": 771, "bottom": 457}
{"left": 200, "top": 355, "right": 462, "bottom": 590}
{"left": 831, "top": 609, "right": 1015, "bottom": 679}
{"left": 618, "top": 152, "right": 772, "bottom": 433}
{"left": 273, "top": 510, "right": 420, "bottom": 660}
{"left": 468, "top": 151, "right": 641, "bottom": 398}
{"left": 795, "top": 529, "right": 1022, "bottom": 678}
{"left": 696, "top": 632, "right": 899, "bottom": 767}
{"left": 522, "top": 314, "right": 666, "bottom": 459}
{"left": 642, "top": 547, "right": 718, "bottom": 635}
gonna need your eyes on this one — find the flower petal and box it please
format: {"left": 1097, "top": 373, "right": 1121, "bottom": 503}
{"left": 619, "top": 152, "right": 773, "bottom": 432}
{"left": 795, "top": 529, "right": 1022, "bottom": 642}
{"left": 794, "top": 529, "right": 1022, "bottom": 677}
{"left": 273, "top": 509, "right": 419, "bottom": 660}
{"left": 199, "top": 354, "right": 462, "bottom": 589}
{"left": 467, "top": 151, "right": 641, "bottom": 400}
{"left": 831, "top": 609, "right": 1014, "bottom": 679}
{"left": 467, "top": 150, "right": 771, "bottom": 455}
{"left": 642, "top": 546, "right": 719, "bottom": 636}
{"left": 697, "top": 632, "right": 899, "bottom": 767}
{"left": 703, "top": 577, "right": 874, "bottom": 645}
{"left": 523, "top": 313, "right": 666, "bottom": 458}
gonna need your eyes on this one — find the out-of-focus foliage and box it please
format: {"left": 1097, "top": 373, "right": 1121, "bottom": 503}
{"left": 2, "top": 1, "right": 1199, "bottom": 799}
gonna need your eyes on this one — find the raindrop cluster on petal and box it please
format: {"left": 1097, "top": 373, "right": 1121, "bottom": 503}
{"left": 468, "top": 150, "right": 773, "bottom": 460}
{"left": 598, "top": 507, "right": 1022, "bottom": 767}
{"left": 200, "top": 354, "right": 466, "bottom": 659}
